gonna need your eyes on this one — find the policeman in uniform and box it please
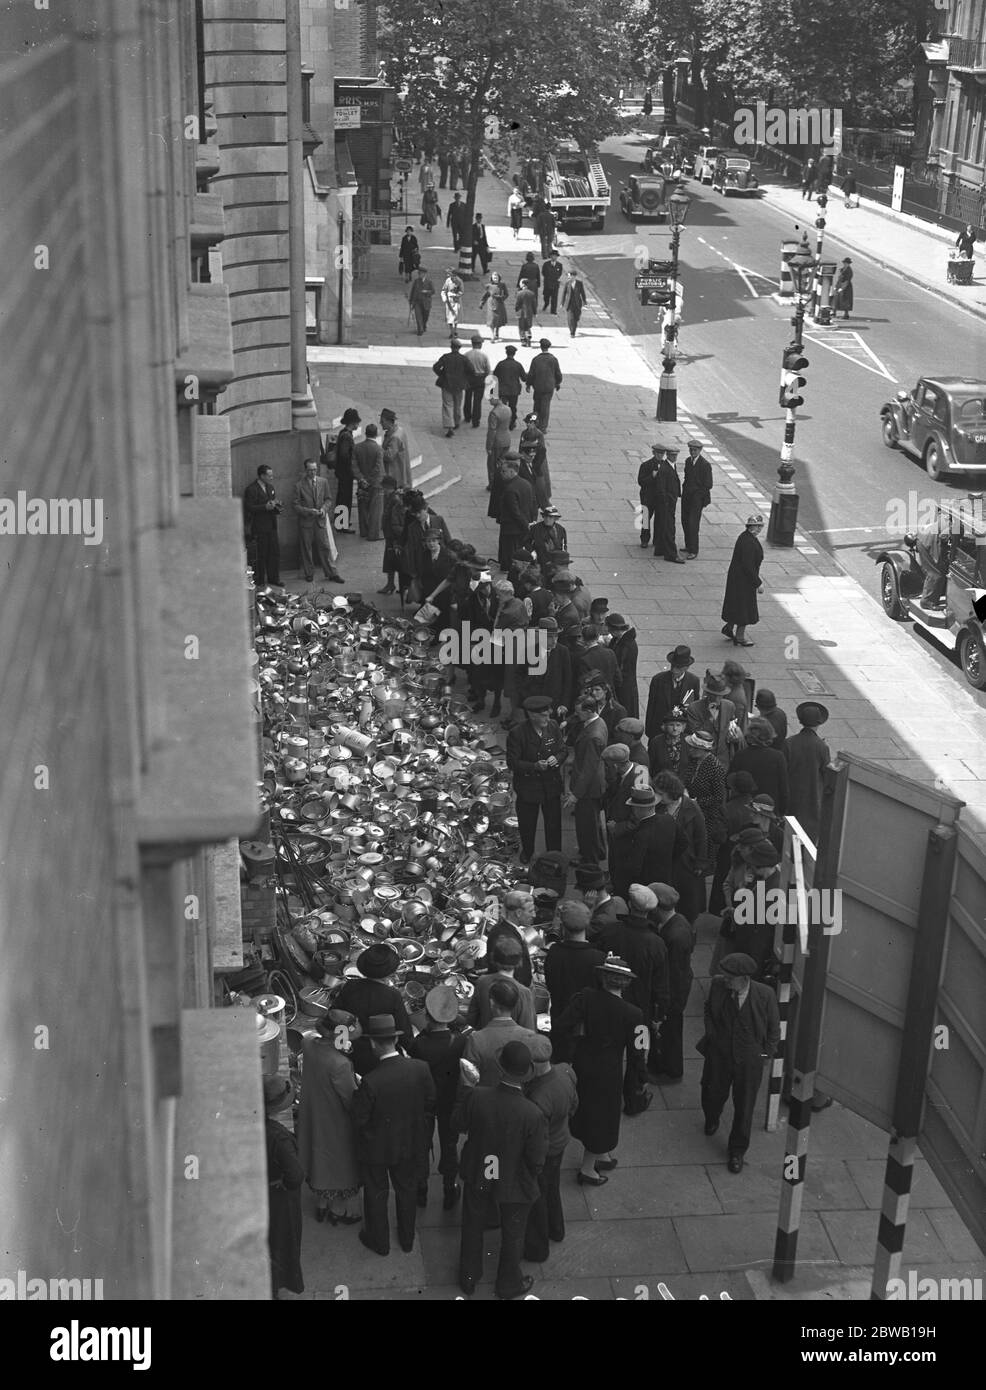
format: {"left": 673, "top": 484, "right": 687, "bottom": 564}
{"left": 698, "top": 953, "right": 780, "bottom": 1173}
{"left": 505, "top": 695, "right": 568, "bottom": 865}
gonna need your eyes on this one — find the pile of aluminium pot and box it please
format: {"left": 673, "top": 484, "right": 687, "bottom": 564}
{"left": 252, "top": 589, "right": 549, "bottom": 1019}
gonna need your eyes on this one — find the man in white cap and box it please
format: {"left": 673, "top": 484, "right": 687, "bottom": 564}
{"left": 698, "top": 954, "right": 780, "bottom": 1173}
{"left": 681, "top": 438, "right": 713, "bottom": 559}
{"left": 408, "top": 985, "right": 468, "bottom": 1210}
{"left": 596, "top": 884, "right": 669, "bottom": 1099}
{"left": 647, "top": 883, "right": 695, "bottom": 1081}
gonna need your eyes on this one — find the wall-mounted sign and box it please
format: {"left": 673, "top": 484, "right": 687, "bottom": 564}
{"left": 892, "top": 164, "right": 905, "bottom": 213}
{"left": 354, "top": 213, "right": 391, "bottom": 232}
{"left": 336, "top": 86, "right": 383, "bottom": 124}
{"left": 336, "top": 107, "right": 361, "bottom": 130}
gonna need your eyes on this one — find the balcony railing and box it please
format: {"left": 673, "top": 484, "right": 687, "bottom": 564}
{"left": 948, "top": 38, "right": 986, "bottom": 71}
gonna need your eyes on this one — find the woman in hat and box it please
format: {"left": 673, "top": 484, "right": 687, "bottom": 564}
{"left": 479, "top": 270, "right": 509, "bottom": 340}
{"left": 786, "top": 702, "right": 831, "bottom": 845}
{"left": 711, "top": 836, "right": 782, "bottom": 978}
{"left": 398, "top": 225, "right": 420, "bottom": 282}
{"left": 833, "top": 257, "right": 853, "bottom": 319}
{"left": 296, "top": 1011, "right": 362, "bottom": 1226}
{"left": 334, "top": 408, "right": 361, "bottom": 533}
{"left": 605, "top": 614, "right": 639, "bottom": 717}
{"left": 555, "top": 955, "right": 649, "bottom": 1184}
{"left": 683, "top": 729, "right": 727, "bottom": 871}
{"left": 653, "top": 771, "right": 709, "bottom": 923}
{"left": 729, "top": 717, "right": 789, "bottom": 816}
{"left": 464, "top": 569, "right": 500, "bottom": 713}
{"left": 519, "top": 413, "right": 551, "bottom": 509}
{"left": 721, "top": 515, "right": 765, "bottom": 647}
{"left": 378, "top": 477, "right": 404, "bottom": 595}
{"left": 648, "top": 705, "right": 688, "bottom": 778}
{"left": 720, "top": 659, "right": 751, "bottom": 734}
{"left": 708, "top": 770, "right": 758, "bottom": 914}
{"left": 264, "top": 1074, "right": 305, "bottom": 1298}
{"left": 333, "top": 944, "right": 412, "bottom": 1077}
{"left": 529, "top": 502, "right": 567, "bottom": 575}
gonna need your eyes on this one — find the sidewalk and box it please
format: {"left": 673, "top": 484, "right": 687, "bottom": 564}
{"left": 298, "top": 170, "right": 986, "bottom": 1299}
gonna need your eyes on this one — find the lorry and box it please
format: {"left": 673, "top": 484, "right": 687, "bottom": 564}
{"left": 542, "top": 140, "right": 610, "bottom": 231}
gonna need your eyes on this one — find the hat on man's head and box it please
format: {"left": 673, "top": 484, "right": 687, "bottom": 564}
{"left": 512, "top": 547, "right": 534, "bottom": 563}
{"left": 726, "top": 770, "right": 758, "bottom": 795}
{"left": 796, "top": 701, "right": 829, "bottom": 728}
{"left": 667, "top": 644, "right": 695, "bottom": 666}
{"left": 602, "top": 743, "right": 631, "bottom": 764}
{"left": 574, "top": 865, "right": 608, "bottom": 889}
{"left": 497, "top": 1040, "right": 536, "bottom": 1082}
{"left": 537, "top": 617, "right": 558, "bottom": 631}
{"left": 471, "top": 333, "right": 484, "bottom": 345}
{"left": 263, "top": 1074, "right": 296, "bottom": 1113}
{"left": 357, "top": 943, "right": 401, "bottom": 979}
{"left": 539, "top": 338, "right": 552, "bottom": 349}
{"left": 558, "top": 900, "right": 591, "bottom": 933}
{"left": 424, "top": 985, "right": 460, "bottom": 1024}
{"left": 648, "top": 882, "right": 681, "bottom": 909}
{"left": 628, "top": 884, "right": 658, "bottom": 912}
{"left": 687, "top": 438, "right": 705, "bottom": 449}
{"left": 552, "top": 574, "right": 577, "bottom": 591}
{"left": 746, "top": 717, "right": 776, "bottom": 746}
{"left": 522, "top": 695, "right": 553, "bottom": 713}
{"left": 450, "top": 338, "right": 462, "bottom": 350}
{"left": 720, "top": 953, "right": 759, "bottom": 978}
{"left": 317, "top": 1008, "right": 358, "bottom": 1035}
{"left": 341, "top": 408, "right": 361, "bottom": 426}
{"left": 606, "top": 613, "right": 631, "bottom": 633}
{"left": 703, "top": 672, "right": 729, "bottom": 696}
{"left": 685, "top": 730, "right": 715, "bottom": 752}
{"left": 626, "top": 785, "right": 658, "bottom": 807}
{"left": 746, "top": 514, "right": 765, "bottom": 527}
{"left": 616, "top": 717, "right": 645, "bottom": 737}
{"left": 364, "top": 1014, "right": 402, "bottom": 1039}
{"left": 755, "top": 689, "right": 777, "bottom": 711}
{"left": 505, "top": 344, "right": 518, "bottom": 356}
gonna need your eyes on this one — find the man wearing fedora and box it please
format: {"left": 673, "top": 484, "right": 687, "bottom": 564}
{"left": 574, "top": 865, "right": 628, "bottom": 936}
{"left": 686, "top": 671, "right": 739, "bottom": 765}
{"left": 648, "top": 883, "right": 695, "bottom": 1081}
{"left": 408, "top": 985, "right": 468, "bottom": 1211}
{"left": 464, "top": 980, "right": 541, "bottom": 1086}
{"left": 605, "top": 614, "right": 639, "bottom": 717}
{"left": 652, "top": 446, "right": 685, "bottom": 563}
{"left": 680, "top": 438, "right": 713, "bottom": 558}
{"left": 607, "top": 785, "right": 675, "bottom": 902}
{"left": 521, "top": 617, "right": 574, "bottom": 717}
{"left": 698, "top": 954, "right": 780, "bottom": 1173}
{"left": 506, "top": 694, "right": 567, "bottom": 866}
{"left": 264, "top": 1073, "right": 305, "bottom": 1298}
{"left": 334, "top": 944, "right": 413, "bottom": 1078}
{"left": 786, "top": 702, "right": 831, "bottom": 848}
{"left": 556, "top": 955, "right": 650, "bottom": 1181}
{"left": 352, "top": 1015, "right": 436, "bottom": 1256}
{"left": 645, "top": 645, "right": 700, "bottom": 738}
{"left": 455, "top": 1038, "right": 550, "bottom": 1298}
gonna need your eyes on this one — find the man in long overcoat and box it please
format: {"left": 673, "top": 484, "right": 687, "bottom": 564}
{"left": 506, "top": 695, "right": 567, "bottom": 864}
{"left": 699, "top": 954, "right": 780, "bottom": 1173}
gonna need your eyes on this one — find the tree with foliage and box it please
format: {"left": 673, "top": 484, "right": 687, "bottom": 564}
{"left": 379, "top": 0, "right": 625, "bottom": 219}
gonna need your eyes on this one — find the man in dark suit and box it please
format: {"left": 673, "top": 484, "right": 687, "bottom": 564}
{"left": 243, "top": 464, "right": 282, "bottom": 587}
{"left": 496, "top": 454, "right": 536, "bottom": 571}
{"left": 699, "top": 954, "right": 780, "bottom": 1173}
{"left": 493, "top": 345, "right": 527, "bottom": 428}
{"left": 596, "top": 884, "right": 669, "bottom": 1106}
{"left": 786, "top": 702, "right": 831, "bottom": 846}
{"left": 645, "top": 644, "right": 701, "bottom": 738}
{"left": 648, "top": 882, "right": 695, "bottom": 1080}
{"left": 485, "top": 889, "right": 537, "bottom": 988}
{"left": 506, "top": 695, "right": 567, "bottom": 864}
{"left": 455, "top": 1039, "right": 550, "bottom": 1298}
{"left": 541, "top": 250, "right": 563, "bottom": 314}
{"left": 543, "top": 901, "right": 605, "bottom": 1057}
{"left": 607, "top": 785, "right": 675, "bottom": 901}
{"left": 576, "top": 625, "right": 620, "bottom": 692}
{"left": 352, "top": 1015, "right": 437, "bottom": 1254}
{"left": 521, "top": 618, "right": 573, "bottom": 716}
{"left": 523, "top": 1043, "right": 578, "bottom": 1261}
{"left": 445, "top": 192, "right": 471, "bottom": 251}
{"left": 471, "top": 213, "right": 491, "bottom": 274}
{"left": 681, "top": 439, "right": 714, "bottom": 559}
{"left": 685, "top": 671, "right": 738, "bottom": 765}
{"left": 525, "top": 339, "right": 563, "bottom": 432}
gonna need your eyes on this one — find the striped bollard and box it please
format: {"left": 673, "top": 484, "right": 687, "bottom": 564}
{"left": 779, "top": 240, "right": 798, "bottom": 298}
{"left": 870, "top": 1134, "right": 917, "bottom": 1300}
{"left": 773, "top": 1066, "right": 815, "bottom": 1280}
{"left": 457, "top": 244, "right": 474, "bottom": 280}
{"left": 767, "top": 907, "right": 799, "bottom": 1131}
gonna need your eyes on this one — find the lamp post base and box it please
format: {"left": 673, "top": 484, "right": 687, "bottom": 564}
{"left": 655, "top": 369, "right": 677, "bottom": 421}
{"left": 767, "top": 486, "right": 799, "bottom": 547}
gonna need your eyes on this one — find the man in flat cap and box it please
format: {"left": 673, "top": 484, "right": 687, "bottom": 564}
{"left": 544, "top": 901, "right": 607, "bottom": 1058}
{"left": 496, "top": 454, "right": 537, "bottom": 572}
{"left": 596, "top": 884, "right": 669, "bottom": 1099}
{"left": 506, "top": 695, "right": 567, "bottom": 865}
{"left": 681, "top": 438, "right": 713, "bottom": 559}
{"left": 698, "top": 954, "right": 779, "bottom": 1173}
{"left": 526, "top": 338, "right": 563, "bottom": 431}
{"left": 613, "top": 716, "right": 649, "bottom": 770}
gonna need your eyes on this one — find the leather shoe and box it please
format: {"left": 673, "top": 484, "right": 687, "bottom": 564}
{"left": 594, "top": 1157, "right": 618, "bottom": 1171}
{"left": 459, "top": 1274, "right": 476, "bottom": 1297}
{"left": 498, "top": 1275, "right": 535, "bottom": 1300}
{"left": 358, "top": 1230, "right": 387, "bottom": 1257}
{"left": 325, "top": 572, "right": 344, "bottom": 584}
{"left": 445, "top": 429, "right": 454, "bottom": 438}
{"left": 727, "top": 1154, "right": 744, "bottom": 1174}
{"left": 577, "top": 1171, "right": 608, "bottom": 1186}
{"left": 666, "top": 557, "right": 686, "bottom": 564}
{"left": 400, "top": 1240, "right": 415, "bottom": 1253}
{"left": 704, "top": 1118, "right": 720, "bottom": 1136}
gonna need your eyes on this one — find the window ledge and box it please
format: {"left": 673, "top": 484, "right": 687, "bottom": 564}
{"left": 191, "top": 192, "right": 226, "bottom": 251}
{"left": 137, "top": 498, "right": 261, "bottom": 849}
{"left": 175, "top": 284, "right": 235, "bottom": 400}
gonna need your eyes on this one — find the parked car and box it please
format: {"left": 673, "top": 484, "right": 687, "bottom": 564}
{"left": 712, "top": 154, "right": 760, "bottom": 195}
{"left": 880, "top": 377, "right": 986, "bottom": 481}
{"left": 619, "top": 173, "right": 669, "bottom": 221}
{"left": 876, "top": 494, "right": 986, "bottom": 689}
{"left": 694, "top": 145, "right": 722, "bottom": 183}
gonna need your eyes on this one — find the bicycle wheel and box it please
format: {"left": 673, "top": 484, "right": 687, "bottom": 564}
{"left": 266, "top": 969, "right": 299, "bottom": 1026}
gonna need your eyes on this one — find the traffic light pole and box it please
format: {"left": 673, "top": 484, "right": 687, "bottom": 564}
{"left": 655, "top": 224, "right": 681, "bottom": 422}
{"left": 768, "top": 303, "right": 808, "bottom": 548}
{"left": 807, "top": 194, "right": 828, "bottom": 323}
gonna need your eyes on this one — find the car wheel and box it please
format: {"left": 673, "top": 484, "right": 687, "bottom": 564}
{"left": 880, "top": 562, "right": 906, "bottom": 620}
{"left": 881, "top": 415, "right": 899, "bottom": 449}
{"left": 924, "top": 439, "right": 945, "bottom": 480}
{"left": 958, "top": 628, "right": 986, "bottom": 690}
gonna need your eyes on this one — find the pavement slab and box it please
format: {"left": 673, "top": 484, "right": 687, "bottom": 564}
{"left": 675, "top": 1209, "right": 838, "bottom": 1276}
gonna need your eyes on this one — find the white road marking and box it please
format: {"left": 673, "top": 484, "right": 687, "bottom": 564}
{"left": 803, "top": 329, "right": 897, "bottom": 381}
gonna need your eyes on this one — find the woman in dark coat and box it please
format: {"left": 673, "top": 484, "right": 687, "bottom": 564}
{"left": 296, "top": 1012, "right": 362, "bottom": 1225}
{"left": 833, "top": 258, "right": 854, "bottom": 319}
{"left": 654, "top": 771, "right": 709, "bottom": 923}
{"left": 378, "top": 478, "right": 404, "bottom": 595}
{"left": 398, "top": 226, "right": 420, "bottom": 282}
{"left": 605, "top": 614, "right": 639, "bottom": 717}
{"left": 556, "top": 957, "right": 647, "bottom": 1182}
{"left": 721, "top": 515, "right": 765, "bottom": 647}
{"left": 518, "top": 413, "right": 550, "bottom": 509}
{"left": 465, "top": 572, "right": 499, "bottom": 712}
{"left": 264, "top": 1075, "right": 305, "bottom": 1298}
{"left": 334, "top": 408, "right": 360, "bottom": 531}
{"left": 728, "top": 717, "right": 789, "bottom": 815}
{"left": 708, "top": 770, "right": 757, "bottom": 914}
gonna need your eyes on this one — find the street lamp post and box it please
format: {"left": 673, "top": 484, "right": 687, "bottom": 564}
{"left": 807, "top": 192, "right": 828, "bottom": 322}
{"left": 768, "top": 248, "right": 814, "bottom": 547}
{"left": 655, "top": 183, "right": 691, "bottom": 422}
